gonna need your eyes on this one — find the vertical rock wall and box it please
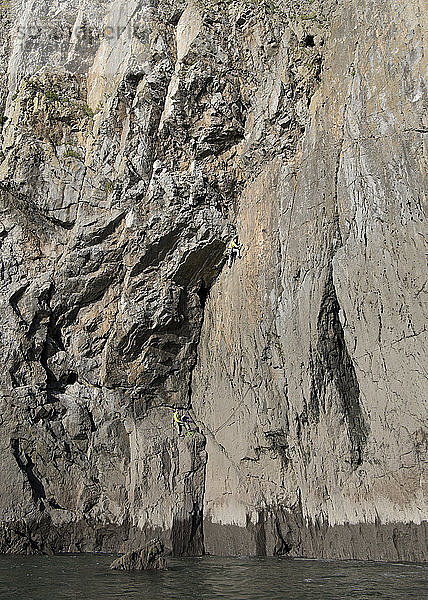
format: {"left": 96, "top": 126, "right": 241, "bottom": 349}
{"left": 191, "top": 0, "right": 427, "bottom": 560}
{"left": 0, "top": 0, "right": 426, "bottom": 560}
{"left": 0, "top": 0, "right": 222, "bottom": 554}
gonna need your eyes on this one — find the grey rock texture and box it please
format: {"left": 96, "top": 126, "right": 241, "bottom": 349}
{"left": 110, "top": 537, "right": 167, "bottom": 570}
{"left": 0, "top": 0, "right": 426, "bottom": 560}
{"left": 191, "top": 0, "right": 428, "bottom": 560}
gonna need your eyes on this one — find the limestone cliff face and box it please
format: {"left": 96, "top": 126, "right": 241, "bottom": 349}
{"left": 0, "top": 0, "right": 426, "bottom": 560}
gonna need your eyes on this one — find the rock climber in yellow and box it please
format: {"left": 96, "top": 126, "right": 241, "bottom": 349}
{"left": 172, "top": 409, "right": 191, "bottom": 437}
{"left": 226, "top": 235, "right": 242, "bottom": 268}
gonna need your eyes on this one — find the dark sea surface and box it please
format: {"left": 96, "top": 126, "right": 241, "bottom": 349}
{"left": 0, "top": 554, "right": 427, "bottom": 600}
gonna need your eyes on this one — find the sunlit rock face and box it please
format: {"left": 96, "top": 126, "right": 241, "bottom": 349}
{"left": 0, "top": 0, "right": 426, "bottom": 560}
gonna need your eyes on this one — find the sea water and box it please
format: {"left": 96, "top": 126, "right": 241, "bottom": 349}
{"left": 0, "top": 554, "right": 426, "bottom": 600}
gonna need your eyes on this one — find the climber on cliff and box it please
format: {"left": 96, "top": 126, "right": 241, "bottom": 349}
{"left": 226, "top": 235, "right": 242, "bottom": 268}
{"left": 172, "top": 409, "right": 192, "bottom": 437}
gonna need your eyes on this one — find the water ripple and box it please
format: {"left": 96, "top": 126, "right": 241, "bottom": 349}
{"left": 0, "top": 554, "right": 427, "bottom": 600}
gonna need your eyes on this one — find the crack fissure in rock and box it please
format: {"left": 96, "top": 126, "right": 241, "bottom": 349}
{"left": 10, "top": 438, "right": 46, "bottom": 507}
{"left": 310, "top": 268, "right": 369, "bottom": 467}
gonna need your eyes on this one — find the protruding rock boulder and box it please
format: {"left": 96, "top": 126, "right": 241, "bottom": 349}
{"left": 110, "top": 538, "right": 167, "bottom": 571}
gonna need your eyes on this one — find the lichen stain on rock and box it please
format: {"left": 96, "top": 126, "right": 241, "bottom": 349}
{"left": 0, "top": 0, "right": 426, "bottom": 561}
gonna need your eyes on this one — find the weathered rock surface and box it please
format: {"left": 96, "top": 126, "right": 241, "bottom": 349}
{"left": 110, "top": 538, "right": 167, "bottom": 570}
{"left": 191, "top": 0, "right": 428, "bottom": 560}
{"left": 0, "top": 0, "right": 426, "bottom": 561}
